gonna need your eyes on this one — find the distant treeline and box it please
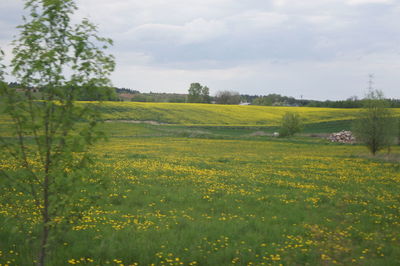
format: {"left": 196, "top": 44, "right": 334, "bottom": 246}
{"left": 246, "top": 93, "right": 400, "bottom": 108}
{"left": 116, "top": 87, "right": 140, "bottom": 94}
{"left": 7, "top": 82, "right": 119, "bottom": 101}
{"left": 6, "top": 82, "right": 400, "bottom": 107}
{"left": 130, "top": 92, "right": 187, "bottom": 103}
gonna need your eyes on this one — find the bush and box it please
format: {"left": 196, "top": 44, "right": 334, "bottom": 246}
{"left": 352, "top": 90, "right": 397, "bottom": 155}
{"left": 279, "top": 112, "right": 303, "bottom": 137}
{"left": 398, "top": 118, "right": 400, "bottom": 145}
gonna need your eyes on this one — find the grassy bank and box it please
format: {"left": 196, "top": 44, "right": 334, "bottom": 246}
{"left": 93, "top": 102, "right": 367, "bottom": 126}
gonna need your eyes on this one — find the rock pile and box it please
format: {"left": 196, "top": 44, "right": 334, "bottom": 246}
{"left": 328, "top": 130, "right": 355, "bottom": 144}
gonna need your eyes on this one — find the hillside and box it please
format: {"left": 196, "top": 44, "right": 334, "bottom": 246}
{"left": 93, "top": 102, "right": 390, "bottom": 126}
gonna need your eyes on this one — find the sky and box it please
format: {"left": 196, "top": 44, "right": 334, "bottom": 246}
{"left": 1, "top": 0, "right": 400, "bottom": 100}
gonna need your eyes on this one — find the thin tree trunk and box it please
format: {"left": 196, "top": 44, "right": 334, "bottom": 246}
{"left": 38, "top": 121, "right": 51, "bottom": 266}
{"left": 37, "top": 224, "right": 49, "bottom": 266}
{"left": 37, "top": 173, "right": 50, "bottom": 266}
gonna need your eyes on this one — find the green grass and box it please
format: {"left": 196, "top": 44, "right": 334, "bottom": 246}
{"left": 96, "top": 118, "right": 353, "bottom": 141}
{"left": 302, "top": 120, "right": 354, "bottom": 134}
{"left": 1, "top": 105, "right": 400, "bottom": 265}
{"left": 92, "top": 102, "right": 374, "bottom": 126}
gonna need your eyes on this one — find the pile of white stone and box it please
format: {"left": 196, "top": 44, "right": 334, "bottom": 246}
{"left": 328, "top": 130, "right": 355, "bottom": 144}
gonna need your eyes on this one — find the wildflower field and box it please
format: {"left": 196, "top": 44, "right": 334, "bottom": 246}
{"left": 94, "top": 102, "right": 365, "bottom": 126}
{"left": 1, "top": 103, "right": 400, "bottom": 265}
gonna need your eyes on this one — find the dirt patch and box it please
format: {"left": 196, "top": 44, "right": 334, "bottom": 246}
{"left": 105, "top": 120, "right": 167, "bottom": 125}
{"left": 249, "top": 131, "right": 269, "bottom": 136}
{"left": 308, "top": 133, "right": 330, "bottom": 138}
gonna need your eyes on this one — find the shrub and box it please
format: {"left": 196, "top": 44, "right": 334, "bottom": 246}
{"left": 279, "top": 112, "right": 303, "bottom": 137}
{"left": 352, "top": 90, "right": 397, "bottom": 155}
{"left": 398, "top": 118, "right": 400, "bottom": 145}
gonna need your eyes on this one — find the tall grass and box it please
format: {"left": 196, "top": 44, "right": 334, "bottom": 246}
{"left": 1, "top": 130, "right": 399, "bottom": 265}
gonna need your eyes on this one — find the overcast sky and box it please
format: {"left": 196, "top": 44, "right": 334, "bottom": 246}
{"left": 1, "top": 0, "right": 400, "bottom": 100}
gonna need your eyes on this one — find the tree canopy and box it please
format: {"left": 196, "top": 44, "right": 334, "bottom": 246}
{"left": 0, "top": 0, "right": 115, "bottom": 264}
{"left": 352, "top": 90, "right": 397, "bottom": 155}
{"left": 215, "top": 90, "right": 241, "bottom": 105}
{"left": 187, "top": 83, "right": 210, "bottom": 103}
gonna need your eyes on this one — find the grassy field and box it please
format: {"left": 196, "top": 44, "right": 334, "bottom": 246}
{"left": 93, "top": 102, "right": 367, "bottom": 126}
{"left": 1, "top": 103, "right": 400, "bottom": 265}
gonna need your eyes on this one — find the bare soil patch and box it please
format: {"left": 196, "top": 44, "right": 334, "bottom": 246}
{"left": 105, "top": 120, "right": 167, "bottom": 125}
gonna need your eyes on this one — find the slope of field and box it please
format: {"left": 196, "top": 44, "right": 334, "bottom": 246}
{"left": 95, "top": 102, "right": 372, "bottom": 126}
{"left": 2, "top": 101, "right": 399, "bottom": 128}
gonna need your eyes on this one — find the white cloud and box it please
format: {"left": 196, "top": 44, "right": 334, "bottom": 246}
{"left": 0, "top": 1, "right": 23, "bottom": 10}
{"left": 181, "top": 18, "right": 227, "bottom": 44}
{"left": 127, "top": 18, "right": 226, "bottom": 45}
{"left": 228, "top": 11, "right": 288, "bottom": 29}
{"left": 110, "top": 50, "right": 400, "bottom": 100}
{"left": 114, "top": 51, "right": 154, "bottom": 66}
{"left": 1, "top": 0, "right": 400, "bottom": 99}
{"left": 346, "top": 0, "right": 393, "bottom": 5}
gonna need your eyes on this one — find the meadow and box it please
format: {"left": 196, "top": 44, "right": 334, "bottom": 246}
{"left": 93, "top": 102, "right": 365, "bottom": 126}
{"left": 1, "top": 103, "right": 400, "bottom": 265}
